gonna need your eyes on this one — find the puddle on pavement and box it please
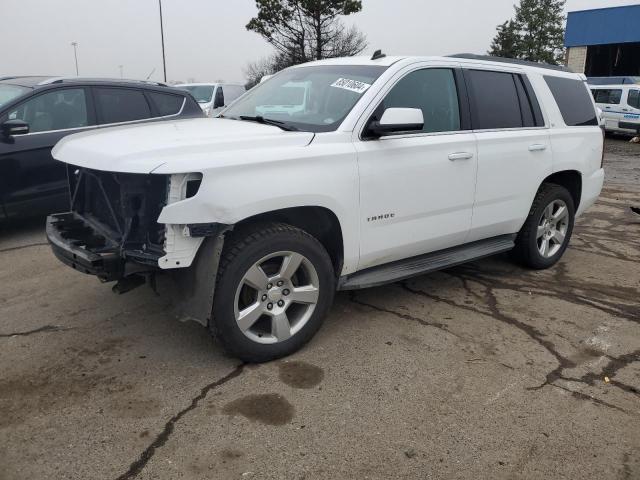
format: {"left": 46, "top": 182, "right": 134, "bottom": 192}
{"left": 278, "top": 361, "right": 324, "bottom": 389}
{"left": 222, "top": 393, "right": 294, "bottom": 425}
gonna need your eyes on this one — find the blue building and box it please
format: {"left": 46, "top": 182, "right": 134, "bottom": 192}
{"left": 565, "top": 4, "right": 640, "bottom": 76}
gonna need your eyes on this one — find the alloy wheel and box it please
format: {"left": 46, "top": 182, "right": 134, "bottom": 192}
{"left": 233, "top": 251, "right": 320, "bottom": 344}
{"left": 536, "top": 199, "right": 569, "bottom": 258}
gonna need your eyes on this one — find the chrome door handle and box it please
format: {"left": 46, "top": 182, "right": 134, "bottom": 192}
{"left": 448, "top": 152, "right": 474, "bottom": 161}
{"left": 528, "top": 144, "right": 547, "bottom": 152}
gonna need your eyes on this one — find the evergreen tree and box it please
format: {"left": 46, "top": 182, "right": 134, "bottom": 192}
{"left": 246, "top": 0, "right": 367, "bottom": 65}
{"left": 488, "top": 0, "right": 566, "bottom": 65}
{"left": 488, "top": 20, "right": 520, "bottom": 58}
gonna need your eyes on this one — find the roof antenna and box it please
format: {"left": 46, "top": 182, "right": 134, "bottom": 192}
{"left": 371, "top": 49, "right": 386, "bottom": 61}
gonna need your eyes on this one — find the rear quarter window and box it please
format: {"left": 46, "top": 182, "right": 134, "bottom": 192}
{"left": 148, "top": 92, "right": 184, "bottom": 116}
{"left": 544, "top": 76, "right": 598, "bottom": 127}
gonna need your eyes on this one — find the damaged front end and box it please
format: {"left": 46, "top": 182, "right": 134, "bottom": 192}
{"left": 47, "top": 166, "right": 231, "bottom": 326}
{"left": 46, "top": 166, "right": 207, "bottom": 280}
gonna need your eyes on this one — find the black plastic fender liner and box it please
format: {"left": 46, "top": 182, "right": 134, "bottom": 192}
{"left": 154, "top": 229, "right": 231, "bottom": 327}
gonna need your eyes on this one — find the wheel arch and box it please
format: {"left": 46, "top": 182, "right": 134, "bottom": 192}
{"left": 233, "top": 206, "right": 345, "bottom": 276}
{"left": 541, "top": 170, "right": 582, "bottom": 211}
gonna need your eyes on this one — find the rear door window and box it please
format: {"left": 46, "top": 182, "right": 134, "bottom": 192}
{"left": 628, "top": 89, "right": 640, "bottom": 109}
{"left": 147, "top": 92, "right": 184, "bottom": 116}
{"left": 544, "top": 76, "right": 598, "bottom": 127}
{"left": 94, "top": 87, "right": 151, "bottom": 124}
{"left": 465, "top": 70, "right": 523, "bottom": 130}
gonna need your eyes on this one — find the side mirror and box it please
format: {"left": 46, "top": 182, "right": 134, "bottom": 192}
{"left": 367, "top": 108, "right": 424, "bottom": 137}
{"left": 2, "top": 119, "right": 30, "bottom": 137}
{"left": 596, "top": 107, "right": 605, "bottom": 126}
{"left": 213, "top": 95, "right": 225, "bottom": 109}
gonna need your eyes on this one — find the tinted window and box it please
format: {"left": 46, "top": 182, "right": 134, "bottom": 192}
{"left": 7, "top": 88, "right": 88, "bottom": 133}
{"left": 95, "top": 88, "right": 151, "bottom": 124}
{"left": 514, "top": 75, "right": 535, "bottom": 127}
{"left": 148, "top": 92, "right": 184, "bottom": 116}
{"left": 381, "top": 68, "right": 460, "bottom": 133}
{"left": 628, "top": 89, "right": 640, "bottom": 109}
{"left": 466, "top": 70, "right": 522, "bottom": 129}
{"left": 592, "top": 89, "right": 622, "bottom": 104}
{"left": 544, "top": 76, "right": 598, "bottom": 127}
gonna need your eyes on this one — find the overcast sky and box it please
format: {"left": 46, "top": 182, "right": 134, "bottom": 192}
{"left": 0, "top": 0, "right": 636, "bottom": 83}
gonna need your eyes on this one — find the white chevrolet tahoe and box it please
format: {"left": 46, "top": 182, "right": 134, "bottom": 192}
{"left": 46, "top": 53, "right": 605, "bottom": 362}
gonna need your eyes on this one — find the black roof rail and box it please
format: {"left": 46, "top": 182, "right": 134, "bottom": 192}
{"left": 448, "top": 54, "right": 572, "bottom": 73}
{"left": 37, "top": 77, "right": 169, "bottom": 87}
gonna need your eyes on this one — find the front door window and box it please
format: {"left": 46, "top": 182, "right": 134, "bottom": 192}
{"left": 7, "top": 88, "right": 88, "bottom": 133}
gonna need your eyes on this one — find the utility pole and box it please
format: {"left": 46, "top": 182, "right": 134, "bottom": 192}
{"left": 71, "top": 42, "right": 79, "bottom": 76}
{"left": 158, "top": 0, "right": 167, "bottom": 82}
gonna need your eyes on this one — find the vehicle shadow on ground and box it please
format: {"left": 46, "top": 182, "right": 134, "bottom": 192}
{"left": 0, "top": 216, "right": 48, "bottom": 251}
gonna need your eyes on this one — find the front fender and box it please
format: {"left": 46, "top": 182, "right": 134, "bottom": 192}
{"left": 156, "top": 144, "right": 360, "bottom": 275}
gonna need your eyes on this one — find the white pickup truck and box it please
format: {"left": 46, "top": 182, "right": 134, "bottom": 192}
{"left": 46, "top": 54, "right": 604, "bottom": 362}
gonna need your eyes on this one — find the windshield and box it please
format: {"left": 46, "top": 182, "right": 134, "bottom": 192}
{"left": 177, "top": 85, "right": 214, "bottom": 103}
{"left": 0, "top": 84, "right": 30, "bottom": 110}
{"left": 223, "top": 65, "right": 388, "bottom": 132}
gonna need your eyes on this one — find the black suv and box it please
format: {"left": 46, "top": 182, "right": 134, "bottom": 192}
{"left": 0, "top": 76, "right": 203, "bottom": 221}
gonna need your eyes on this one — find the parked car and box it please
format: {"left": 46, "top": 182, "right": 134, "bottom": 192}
{"left": 589, "top": 83, "right": 640, "bottom": 135}
{"left": 0, "top": 76, "right": 203, "bottom": 221}
{"left": 175, "top": 83, "right": 246, "bottom": 117}
{"left": 46, "top": 54, "right": 604, "bottom": 362}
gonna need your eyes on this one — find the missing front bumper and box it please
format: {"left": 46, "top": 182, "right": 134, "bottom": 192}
{"left": 46, "top": 213, "right": 161, "bottom": 281}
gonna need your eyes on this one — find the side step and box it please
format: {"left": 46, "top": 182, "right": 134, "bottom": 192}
{"left": 338, "top": 234, "right": 516, "bottom": 290}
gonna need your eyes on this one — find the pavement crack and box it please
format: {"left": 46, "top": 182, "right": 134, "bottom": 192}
{"left": 0, "top": 325, "right": 70, "bottom": 338}
{"left": 115, "top": 363, "right": 246, "bottom": 480}
{"left": 564, "top": 349, "right": 640, "bottom": 398}
{"left": 348, "top": 291, "right": 460, "bottom": 338}
{"left": 401, "top": 281, "right": 575, "bottom": 389}
{"left": 548, "top": 383, "right": 631, "bottom": 415}
{"left": 0, "top": 242, "right": 48, "bottom": 254}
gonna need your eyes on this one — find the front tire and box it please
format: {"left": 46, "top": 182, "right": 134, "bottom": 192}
{"left": 211, "top": 223, "right": 335, "bottom": 362}
{"left": 513, "top": 183, "right": 575, "bottom": 269}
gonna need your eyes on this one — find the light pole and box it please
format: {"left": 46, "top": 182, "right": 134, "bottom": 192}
{"left": 158, "top": 0, "right": 167, "bottom": 82}
{"left": 71, "top": 42, "right": 79, "bottom": 76}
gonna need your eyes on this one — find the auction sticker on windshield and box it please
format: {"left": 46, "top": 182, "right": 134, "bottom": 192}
{"left": 331, "top": 78, "right": 372, "bottom": 94}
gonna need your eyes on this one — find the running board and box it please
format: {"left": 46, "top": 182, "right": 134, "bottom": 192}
{"left": 338, "top": 234, "right": 516, "bottom": 290}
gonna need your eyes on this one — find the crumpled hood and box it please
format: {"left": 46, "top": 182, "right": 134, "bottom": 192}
{"left": 52, "top": 118, "right": 315, "bottom": 174}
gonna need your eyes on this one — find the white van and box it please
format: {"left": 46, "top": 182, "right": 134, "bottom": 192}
{"left": 175, "top": 83, "right": 246, "bottom": 117}
{"left": 589, "top": 84, "right": 640, "bottom": 134}
{"left": 255, "top": 81, "right": 310, "bottom": 117}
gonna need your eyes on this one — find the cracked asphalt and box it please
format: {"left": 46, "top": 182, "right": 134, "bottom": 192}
{"left": 1, "top": 137, "right": 639, "bottom": 480}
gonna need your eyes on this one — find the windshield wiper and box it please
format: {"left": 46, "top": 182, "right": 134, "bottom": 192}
{"left": 237, "top": 115, "right": 298, "bottom": 131}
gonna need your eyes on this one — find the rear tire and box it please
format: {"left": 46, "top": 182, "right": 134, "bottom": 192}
{"left": 211, "top": 223, "right": 335, "bottom": 363}
{"left": 512, "top": 183, "right": 575, "bottom": 269}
